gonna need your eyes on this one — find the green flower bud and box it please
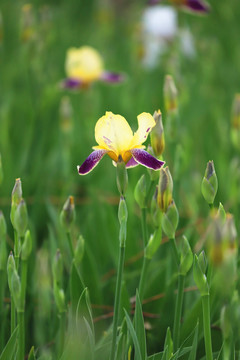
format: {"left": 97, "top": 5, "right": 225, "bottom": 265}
{"left": 118, "top": 196, "right": 128, "bottom": 247}
{"left": 193, "top": 254, "right": 209, "bottom": 296}
{"left": 150, "top": 110, "right": 165, "bottom": 157}
{"left": 217, "top": 202, "right": 226, "bottom": 223}
{"left": 11, "top": 269, "right": 22, "bottom": 311}
{"left": 14, "top": 199, "right": 28, "bottom": 237}
{"left": 21, "top": 229, "right": 32, "bottom": 261}
{"left": 7, "top": 252, "right": 16, "bottom": 292}
{"left": 53, "top": 283, "right": 66, "bottom": 313}
{"left": 116, "top": 157, "right": 128, "bottom": 195}
{"left": 179, "top": 236, "right": 193, "bottom": 276}
{"left": 161, "top": 200, "right": 179, "bottom": 239}
{"left": 60, "top": 195, "right": 75, "bottom": 232}
{"left": 201, "top": 160, "right": 218, "bottom": 205}
{"left": 74, "top": 235, "right": 85, "bottom": 266}
{"left": 134, "top": 174, "right": 147, "bottom": 209}
{"left": 10, "top": 178, "right": 23, "bottom": 228}
{"left": 231, "top": 94, "right": 240, "bottom": 151}
{"left": 0, "top": 240, "right": 7, "bottom": 270}
{"left": 0, "top": 153, "right": 3, "bottom": 186}
{"left": 11, "top": 178, "right": 22, "bottom": 204}
{"left": 0, "top": 210, "right": 7, "bottom": 238}
{"left": 145, "top": 226, "right": 162, "bottom": 259}
{"left": 52, "top": 249, "right": 63, "bottom": 285}
{"left": 164, "top": 75, "right": 178, "bottom": 113}
{"left": 0, "top": 212, "right": 7, "bottom": 270}
{"left": 198, "top": 251, "right": 208, "bottom": 274}
{"left": 157, "top": 167, "right": 173, "bottom": 213}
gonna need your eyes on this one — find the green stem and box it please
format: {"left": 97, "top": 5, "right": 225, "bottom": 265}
{"left": 141, "top": 208, "right": 148, "bottom": 247}
{"left": 20, "top": 260, "right": 28, "bottom": 310}
{"left": 202, "top": 295, "right": 213, "bottom": 360}
{"left": 110, "top": 245, "right": 125, "bottom": 360}
{"left": 18, "top": 311, "right": 24, "bottom": 360}
{"left": 169, "top": 237, "right": 179, "bottom": 267}
{"left": 138, "top": 257, "right": 151, "bottom": 302}
{"left": 11, "top": 296, "right": 16, "bottom": 335}
{"left": 67, "top": 232, "right": 74, "bottom": 258}
{"left": 173, "top": 274, "right": 185, "bottom": 351}
{"left": 58, "top": 311, "right": 66, "bottom": 359}
{"left": 0, "top": 270, "right": 5, "bottom": 351}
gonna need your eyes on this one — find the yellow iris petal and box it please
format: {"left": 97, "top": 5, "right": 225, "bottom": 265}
{"left": 131, "top": 112, "right": 155, "bottom": 147}
{"left": 94, "top": 111, "right": 154, "bottom": 163}
{"left": 95, "top": 112, "right": 133, "bottom": 156}
{"left": 65, "top": 46, "right": 104, "bottom": 83}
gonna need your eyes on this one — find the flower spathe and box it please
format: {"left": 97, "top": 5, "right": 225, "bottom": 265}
{"left": 62, "top": 46, "right": 124, "bottom": 89}
{"left": 78, "top": 112, "right": 165, "bottom": 175}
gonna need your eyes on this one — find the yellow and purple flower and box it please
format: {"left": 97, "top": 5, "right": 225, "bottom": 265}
{"left": 62, "top": 46, "right": 124, "bottom": 90}
{"left": 78, "top": 112, "right": 164, "bottom": 175}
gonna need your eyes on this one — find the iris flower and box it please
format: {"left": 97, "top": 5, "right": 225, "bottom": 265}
{"left": 78, "top": 112, "right": 164, "bottom": 175}
{"left": 148, "top": 0, "right": 210, "bottom": 14}
{"left": 62, "top": 46, "right": 124, "bottom": 90}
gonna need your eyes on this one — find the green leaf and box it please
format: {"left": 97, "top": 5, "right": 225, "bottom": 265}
{"left": 188, "top": 321, "right": 199, "bottom": 360}
{"left": 134, "top": 290, "right": 147, "bottom": 360}
{"left": 116, "top": 319, "right": 128, "bottom": 360}
{"left": 163, "top": 328, "right": 173, "bottom": 360}
{"left": 70, "top": 262, "right": 84, "bottom": 314}
{"left": 76, "top": 287, "right": 94, "bottom": 337}
{"left": 0, "top": 326, "right": 18, "bottom": 360}
{"left": 147, "top": 352, "right": 163, "bottom": 360}
{"left": 124, "top": 309, "right": 142, "bottom": 360}
{"left": 83, "top": 317, "right": 95, "bottom": 360}
{"left": 28, "top": 346, "right": 36, "bottom": 360}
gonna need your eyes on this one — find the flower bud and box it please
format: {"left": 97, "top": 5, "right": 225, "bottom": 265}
{"left": 145, "top": 226, "right": 162, "bottom": 259}
{"left": 0, "top": 153, "right": 3, "bottom": 185}
{"left": 231, "top": 94, "right": 240, "bottom": 151}
{"left": 201, "top": 160, "right": 218, "bottom": 205}
{"left": 10, "top": 178, "right": 23, "bottom": 228}
{"left": 60, "top": 196, "right": 75, "bottom": 232}
{"left": 53, "top": 283, "right": 66, "bottom": 313}
{"left": 116, "top": 157, "right": 128, "bottom": 195}
{"left": 198, "top": 251, "right": 208, "bottom": 275}
{"left": 7, "top": 252, "right": 15, "bottom": 292}
{"left": 217, "top": 202, "right": 226, "bottom": 223}
{"left": 150, "top": 110, "right": 165, "bottom": 157}
{"left": 21, "top": 229, "right": 32, "bottom": 261}
{"left": 11, "top": 178, "right": 22, "bottom": 204}
{"left": 134, "top": 174, "right": 147, "bottom": 209}
{"left": 164, "top": 75, "right": 178, "bottom": 113}
{"left": 179, "top": 236, "right": 193, "bottom": 276}
{"left": 52, "top": 249, "right": 63, "bottom": 285}
{"left": 157, "top": 167, "right": 173, "bottom": 213}
{"left": 0, "top": 210, "right": 7, "bottom": 238}
{"left": 11, "top": 269, "right": 22, "bottom": 311}
{"left": 193, "top": 254, "right": 209, "bottom": 296}
{"left": 0, "top": 211, "right": 7, "bottom": 270}
{"left": 161, "top": 200, "right": 179, "bottom": 239}
{"left": 14, "top": 199, "right": 28, "bottom": 237}
{"left": 74, "top": 235, "right": 85, "bottom": 267}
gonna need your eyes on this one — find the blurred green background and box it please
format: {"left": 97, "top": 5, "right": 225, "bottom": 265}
{"left": 0, "top": 0, "right": 240, "bottom": 356}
